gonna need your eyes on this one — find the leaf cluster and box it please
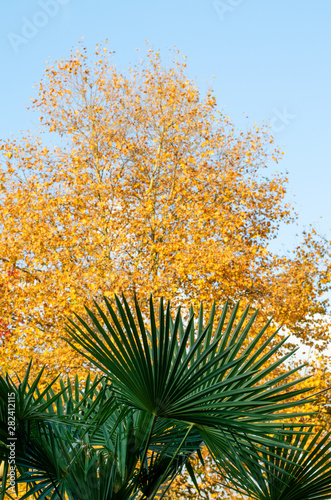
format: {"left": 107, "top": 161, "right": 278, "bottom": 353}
{"left": 2, "top": 295, "right": 329, "bottom": 499}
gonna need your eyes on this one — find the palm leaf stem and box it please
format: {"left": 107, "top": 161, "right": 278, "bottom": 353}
{"left": 150, "top": 424, "right": 194, "bottom": 500}
{"left": 136, "top": 414, "right": 158, "bottom": 488}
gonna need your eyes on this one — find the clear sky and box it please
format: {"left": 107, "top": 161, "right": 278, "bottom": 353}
{"left": 1, "top": 0, "right": 330, "bottom": 253}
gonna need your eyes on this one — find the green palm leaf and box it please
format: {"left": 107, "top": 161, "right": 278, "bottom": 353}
{"left": 1, "top": 365, "right": 194, "bottom": 499}
{"left": 215, "top": 427, "right": 331, "bottom": 500}
{"left": 65, "top": 295, "right": 315, "bottom": 471}
{"left": 1, "top": 295, "right": 319, "bottom": 499}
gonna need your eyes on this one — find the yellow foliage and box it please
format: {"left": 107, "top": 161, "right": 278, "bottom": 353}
{"left": 0, "top": 43, "right": 330, "bottom": 383}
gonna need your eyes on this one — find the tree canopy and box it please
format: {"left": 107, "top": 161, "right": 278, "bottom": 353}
{"left": 0, "top": 42, "right": 330, "bottom": 378}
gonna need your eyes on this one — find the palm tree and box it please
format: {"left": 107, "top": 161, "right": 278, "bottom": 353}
{"left": 214, "top": 426, "right": 331, "bottom": 500}
{"left": 0, "top": 295, "right": 318, "bottom": 499}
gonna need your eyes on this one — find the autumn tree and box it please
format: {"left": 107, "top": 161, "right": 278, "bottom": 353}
{"left": 0, "top": 42, "right": 330, "bottom": 379}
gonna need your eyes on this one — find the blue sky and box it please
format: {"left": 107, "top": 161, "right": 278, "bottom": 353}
{"left": 1, "top": 0, "right": 330, "bottom": 253}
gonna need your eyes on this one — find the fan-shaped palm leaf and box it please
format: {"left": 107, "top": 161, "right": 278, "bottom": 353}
{"left": 0, "top": 295, "right": 318, "bottom": 499}
{"left": 215, "top": 427, "right": 331, "bottom": 500}
{"left": 0, "top": 366, "right": 199, "bottom": 499}
{"left": 65, "top": 295, "right": 315, "bottom": 481}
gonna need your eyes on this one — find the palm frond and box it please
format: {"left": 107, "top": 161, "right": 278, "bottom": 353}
{"left": 65, "top": 295, "right": 315, "bottom": 443}
{"left": 214, "top": 427, "right": 331, "bottom": 500}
